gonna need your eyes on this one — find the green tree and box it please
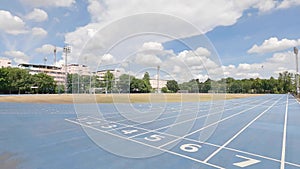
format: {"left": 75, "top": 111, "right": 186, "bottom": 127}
{"left": 166, "top": 80, "right": 179, "bottom": 93}
{"left": 278, "top": 71, "right": 294, "bottom": 93}
{"left": 130, "top": 78, "right": 147, "bottom": 93}
{"left": 161, "top": 87, "right": 169, "bottom": 93}
{"left": 6, "top": 67, "right": 32, "bottom": 94}
{"left": 102, "top": 71, "right": 114, "bottom": 93}
{"left": 32, "top": 73, "right": 56, "bottom": 94}
{"left": 142, "top": 72, "right": 152, "bottom": 93}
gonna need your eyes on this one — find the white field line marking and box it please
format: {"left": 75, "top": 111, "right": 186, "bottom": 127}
{"left": 65, "top": 118, "right": 300, "bottom": 168}
{"left": 88, "top": 98, "right": 264, "bottom": 137}
{"left": 65, "top": 118, "right": 225, "bottom": 169}
{"left": 91, "top": 97, "right": 258, "bottom": 123}
{"left": 112, "top": 97, "right": 259, "bottom": 124}
{"left": 203, "top": 96, "right": 282, "bottom": 163}
{"left": 280, "top": 94, "right": 289, "bottom": 169}
{"left": 158, "top": 98, "right": 272, "bottom": 149}
{"left": 89, "top": 98, "right": 265, "bottom": 140}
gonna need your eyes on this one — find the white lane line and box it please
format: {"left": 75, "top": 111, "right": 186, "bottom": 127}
{"left": 203, "top": 96, "right": 282, "bottom": 163}
{"left": 65, "top": 118, "right": 225, "bottom": 169}
{"left": 89, "top": 98, "right": 267, "bottom": 140}
{"left": 158, "top": 98, "right": 272, "bottom": 149}
{"left": 280, "top": 94, "right": 289, "bottom": 169}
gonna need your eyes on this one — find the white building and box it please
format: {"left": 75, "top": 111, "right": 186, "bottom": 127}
{"left": 18, "top": 64, "right": 66, "bottom": 85}
{"left": 0, "top": 58, "right": 12, "bottom": 68}
{"left": 96, "top": 69, "right": 121, "bottom": 81}
{"left": 149, "top": 79, "right": 167, "bottom": 92}
{"left": 65, "top": 64, "right": 91, "bottom": 75}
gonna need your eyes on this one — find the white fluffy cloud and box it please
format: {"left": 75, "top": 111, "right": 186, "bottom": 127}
{"left": 0, "top": 10, "right": 28, "bottom": 35}
{"left": 223, "top": 51, "right": 296, "bottom": 79}
{"left": 278, "top": 0, "right": 300, "bottom": 9}
{"left": 4, "top": 50, "right": 30, "bottom": 64}
{"left": 248, "top": 37, "right": 300, "bottom": 54}
{"left": 35, "top": 44, "right": 63, "bottom": 54}
{"left": 31, "top": 27, "right": 47, "bottom": 37}
{"left": 20, "top": 0, "right": 75, "bottom": 7}
{"left": 142, "top": 42, "right": 164, "bottom": 51}
{"left": 87, "top": 0, "right": 105, "bottom": 22}
{"left": 25, "top": 8, "right": 48, "bottom": 22}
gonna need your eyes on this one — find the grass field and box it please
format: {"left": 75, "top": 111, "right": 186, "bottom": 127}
{"left": 0, "top": 93, "right": 264, "bottom": 103}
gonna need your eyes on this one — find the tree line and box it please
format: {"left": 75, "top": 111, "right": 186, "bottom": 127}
{"left": 0, "top": 67, "right": 298, "bottom": 94}
{"left": 0, "top": 67, "right": 57, "bottom": 94}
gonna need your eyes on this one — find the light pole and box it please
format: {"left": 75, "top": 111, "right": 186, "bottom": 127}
{"left": 63, "top": 45, "right": 71, "bottom": 93}
{"left": 157, "top": 65, "right": 160, "bottom": 93}
{"left": 294, "top": 47, "right": 299, "bottom": 96}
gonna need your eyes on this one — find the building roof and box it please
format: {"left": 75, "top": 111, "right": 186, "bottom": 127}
{"left": 18, "top": 63, "right": 61, "bottom": 70}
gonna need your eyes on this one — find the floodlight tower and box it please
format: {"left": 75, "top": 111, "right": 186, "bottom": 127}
{"left": 294, "top": 47, "right": 299, "bottom": 96}
{"left": 63, "top": 45, "right": 71, "bottom": 93}
{"left": 53, "top": 46, "right": 57, "bottom": 65}
{"left": 157, "top": 65, "right": 160, "bottom": 93}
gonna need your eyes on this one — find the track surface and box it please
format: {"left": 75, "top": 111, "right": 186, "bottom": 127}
{"left": 0, "top": 94, "right": 299, "bottom": 169}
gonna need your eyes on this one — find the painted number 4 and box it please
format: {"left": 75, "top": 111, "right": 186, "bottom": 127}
{"left": 121, "top": 129, "right": 138, "bottom": 135}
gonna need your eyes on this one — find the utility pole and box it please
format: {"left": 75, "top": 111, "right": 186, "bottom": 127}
{"left": 63, "top": 45, "right": 71, "bottom": 93}
{"left": 294, "top": 47, "right": 299, "bottom": 97}
{"left": 53, "top": 46, "right": 57, "bottom": 65}
{"left": 157, "top": 65, "right": 160, "bottom": 93}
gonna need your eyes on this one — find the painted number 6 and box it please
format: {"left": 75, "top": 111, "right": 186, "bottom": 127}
{"left": 180, "top": 144, "right": 202, "bottom": 153}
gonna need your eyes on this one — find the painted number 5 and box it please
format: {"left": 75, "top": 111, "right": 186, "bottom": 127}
{"left": 180, "top": 144, "right": 202, "bottom": 153}
{"left": 144, "top": 134, "right": 165, "bottom": 142}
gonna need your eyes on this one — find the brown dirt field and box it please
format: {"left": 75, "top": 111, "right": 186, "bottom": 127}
{"left": 0, "top": 93, "right": 264, "bottom": 104}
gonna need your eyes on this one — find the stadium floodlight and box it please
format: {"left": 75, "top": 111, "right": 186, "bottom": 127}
{"left": 294, "top": 47, "right": 299, "bottom": 96}
{"left": 63, "top": 45, "right": 71, "bottom": 93}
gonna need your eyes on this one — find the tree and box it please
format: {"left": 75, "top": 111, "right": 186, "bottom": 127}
{"left": 161, "top": 87, "right": 169, "bottom": 93}
{"left": 32, "top": 73, "right": 56, "bottom": 94}
{"left": 130, "top": 78, "right": 147, "bottom": 93}
{"left": 166, "top": 80, "right": 179, "bottom": 93}
{"left": 142, "top": 72, "right": 152, "bottom": 93}
{"left": 278, "top": 71, "right": 294, "bottom": 93}
{"left": 102, "top": 71, "right": 114, "bottom": 93}
{"left": 5, "top": 67, "right": 32, "bottom": 94}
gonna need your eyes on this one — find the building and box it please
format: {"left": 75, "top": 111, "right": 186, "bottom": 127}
{"left": 96, "top": 69, "right": 121, "bottom": 81}
{"left": 64, "top": 64, "right": 91, "bottom": 75}
{"left": 149, "top": 79, "right": 167, "bottom": 93}
{"left": 18, "top": 64, "right": 66, "bottom": 85}
{"left": 0, "top": 58, "right": 12, "bottom": 68}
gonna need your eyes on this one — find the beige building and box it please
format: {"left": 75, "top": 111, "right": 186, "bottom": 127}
{"left": 150, "top": 79, "right": 167, "bottom": 92}
{"left": 18, "top": 64, "right": 66, "bottom": 85}
{"left": 96, "top": 69, "right": 121, "bottom": 81}
{"left": 0, "top": 58, "right": 12, "bottom": 68}
{"left": 64, "top": 64, "right": 91, "bottom": 75}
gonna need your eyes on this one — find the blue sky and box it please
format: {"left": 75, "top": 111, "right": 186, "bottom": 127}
{"left": 0, "top": 0, "right": 300, "bottom": 80}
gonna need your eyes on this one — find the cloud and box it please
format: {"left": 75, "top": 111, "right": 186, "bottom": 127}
{"left": 135, "top": 53, "right": 162, "bottom": 67}
{"left": 248, "top": 37, "right": 300, "bottom": 54}
{"left": 35, "top": 44, "right": 63, "bottom": 54}
{"left": 87, "top": 0, "right": 105, "bottom": 22}
{"left": 32, "top": 27, "right": 47, "bottom": 37}
{"left": 25, "top": 8, "right": 48, "bottom": 22}
{"left": 254, "top": 0, "right": 278, "bottom": 12}
{"left": 142, "top": 42, "right": 164, "bottom": 51}
{"left": 0, "top": 10, "right": 28, "bottom": 35}
{"left": 20, "top": 0, "right": 75, "bottom": 7}
{"left": 4, "top": 50, "right": 30, "bottom": 64}
{"left": 277, "top": 0, "right": 300, "bottom": 9}
{"left": 66, "top": 0, "right": 285, "bottom": 70}
{"left": 222, "top": 51, "right": 297, "bottom": 79}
